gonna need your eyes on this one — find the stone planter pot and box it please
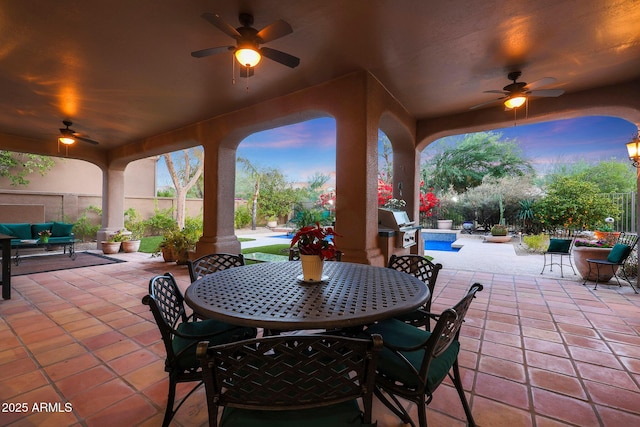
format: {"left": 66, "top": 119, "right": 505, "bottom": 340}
{"left": 437, "top": 219, "right": 453, "bottom": 230}
{"left": 267, "top": 220, "right": 278, "bottom": 228}
{"left": 121, "top": 240, "right": 141, "bottom": 253}
{"left": 485, "top": 235, "right": 511, "bottom": 243}
{"left": 101, "top": 241, "right": 121, "bottom": 254}
{"left": 161, "top": 246, "right": 176, "bottom": 262}
{"left": 573, "top": 246, "right": 616, "bottom": 281}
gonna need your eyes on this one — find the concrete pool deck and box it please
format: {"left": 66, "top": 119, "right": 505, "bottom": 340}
{"left": 237, "top": 229, "right": 575, "bottom": 281}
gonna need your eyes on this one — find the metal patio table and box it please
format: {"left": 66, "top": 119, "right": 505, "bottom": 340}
{"left": 184, "top": 261, "right": 430, "bottom": 331}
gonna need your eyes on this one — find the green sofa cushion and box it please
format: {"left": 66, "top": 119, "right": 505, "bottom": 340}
{"left": 0, "top": 224, "right": 13, "bottom": 236}
{"left": 31, "top": 223, "right": 53, "bottom": 239}
{"left": 547, "top": 238, "right": 571, "bottom": 253}
{"left": 368, "top": 318, "right": 460, "bottom": 391}
{"left": 607, "top": 243, "right": 632, "bottom": 264}
{"left": 51, "top": 222, "right": 74, "bottom": 237}
{"left": 4, "top": 223, "right": 33, "bottom": 240}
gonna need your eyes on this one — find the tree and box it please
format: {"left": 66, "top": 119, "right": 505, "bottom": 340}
{"left": 162, "top": 148, "right": 204, "bottom": 229}
{"left": 378, "top": 133, "right": 393, "bottom": 183}
{"left": 0, "top": 151, "right": 55, "bottom": 186}
{"left": 534, "top": 176, "right": 620, "bottom": 230}
{"left": 421, "top": 132, "right": 533, "bottom": 193}
{"left": 541, "top": 159, "right": 636, "bottom": 193}
{"left": 257, "top": 169, "right": 299, "bottom": 221}
{"left": 237, "top": 157, "right": 263, "bottom": 230}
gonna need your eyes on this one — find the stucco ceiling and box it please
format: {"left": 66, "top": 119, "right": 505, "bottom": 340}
{"left": 1, "top": 0, "right": 639, "bottom": 156}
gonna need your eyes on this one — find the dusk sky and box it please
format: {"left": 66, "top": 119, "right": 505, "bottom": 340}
{"left": 158, "top": 115, "right": 637, "bottom": 187}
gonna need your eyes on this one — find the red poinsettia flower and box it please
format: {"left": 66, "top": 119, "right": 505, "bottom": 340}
{"left": 291, "top": 222, "right": 340, "bottom": 260}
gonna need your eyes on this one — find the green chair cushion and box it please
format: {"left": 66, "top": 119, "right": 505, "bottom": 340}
{"left": 31, "top": 223, "right": 53, "bottom": 238}
{"left": 368, "top": 318, "right": 460, "bottom": 390}
{"left": 607, "top": 243, "right": 632, "bottom": 264}
{"left": 547, "top": 238, "right": 571, "bottom": 253}
{"left": 220, "top": 399, "right": 367, "bottom": 427}
{"left": 4, "top": 223, "right": 33, "bottom": 240}
{"left": 172, "top": 320, "right": 256, "bottom": 370}
{"left": 51, "top": 222, "right": 74, "bottom": 237}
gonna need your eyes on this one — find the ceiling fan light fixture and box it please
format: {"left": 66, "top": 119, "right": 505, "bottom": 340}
{"left": 504, "top": 95, "right": 527, "bottom": 109}
{"left": 235, "top": 48, "right": 261, "bottom": 67}
{"left": 58, "top": 136, "right": 75, "bottom": 145}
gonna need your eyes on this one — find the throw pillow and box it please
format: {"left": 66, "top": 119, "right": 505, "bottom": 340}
{"left": 31, "top": 223, "right": 53, "bottom": 238}
{"left": 548, "top": 238, "right": 571, "bottom": 253}
{"left": 5, "top": 223, "right": 33, "bottom": 240}
{"left": 51, "top": 222, "right": 74, "bottom": 237}
{"left": 607, "top": 244, "right": 632, "bottom": 264}
{"left": 0, "top": 224, "right": 13, "bottom": 236}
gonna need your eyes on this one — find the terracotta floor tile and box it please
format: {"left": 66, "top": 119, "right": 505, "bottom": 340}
{"left": 3, "top": 254, "right": 640, "bottom": 426}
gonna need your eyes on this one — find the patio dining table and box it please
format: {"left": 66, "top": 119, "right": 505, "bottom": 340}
{"left": 184, "top": 261, "right": 430, "bottom": 331}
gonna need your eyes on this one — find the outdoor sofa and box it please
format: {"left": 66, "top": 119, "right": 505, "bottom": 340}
{"left": 0, "top": 222, "right": 76, "bottom": 264}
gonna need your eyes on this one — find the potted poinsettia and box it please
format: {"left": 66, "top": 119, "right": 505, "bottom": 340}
{"left": 290, "top": 223, "right": 340, "bottom": 282}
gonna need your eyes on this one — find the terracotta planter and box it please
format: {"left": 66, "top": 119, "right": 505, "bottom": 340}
{"left": 573, "top": 246, "right": 616, "bottom": 282}
{"left": 300, "top": 254, "right": 324, "bottom": 282}
{"left": 101, "top": 241, "right": 121, "bottom": 254}
{"left": 161, "top": 247, "right": 176, "bottom": 262}
{"left": 121, "top": 240, "right": 140, "bottom": 253}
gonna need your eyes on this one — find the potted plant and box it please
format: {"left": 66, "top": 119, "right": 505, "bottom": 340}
{"left": 122, "top": 208, "right": 145, "bottom": 252}
{"left": 593, "top": 217, "right": 619, "bottom": 245}
{"left": 573, "top": 238, "right": 617, "bottom": 281}
{"left": 102, "top": 229, "right": 127, "bottom": 254}
{"left": 156, "top": 229, "right": 178, "bottom": 262}
{"left": 38, "top": 229, "right": 52, "bottom": 244}
{"left": 485, "top": 224, "right": 511, "bottom": 243}
{"left": 121, "top": 230, "right": 141, "bottom": 253}
{"left": 290, "top": 222, "right": 340, "bottom": 282}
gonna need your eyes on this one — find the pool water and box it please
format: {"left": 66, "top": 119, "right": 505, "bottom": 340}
{"left": 424, "top": 240, "right": 460, "bottom": 252}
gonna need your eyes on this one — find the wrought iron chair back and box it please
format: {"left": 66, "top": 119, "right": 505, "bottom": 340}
{"left": 187, "top": 253, "right": 245, "bottom": 282}
{"left": 387, "top": 254, "right": 442, "bottom": 330}
{"left": 197, "top": 333, "right": 382, "bottom": 426}
{"left": 540, "top": 229, "right": 577, "bottom": 278}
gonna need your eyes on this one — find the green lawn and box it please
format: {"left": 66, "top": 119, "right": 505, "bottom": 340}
{"left": 241, "top": 244, "right": 290, "bottom": 256}
{"left": 139, "top": 236, "right": 258, "bottom": 254}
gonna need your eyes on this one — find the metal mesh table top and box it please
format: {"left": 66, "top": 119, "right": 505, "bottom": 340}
{"left": 184, "top": 261, "right": 430, "bottom": 330}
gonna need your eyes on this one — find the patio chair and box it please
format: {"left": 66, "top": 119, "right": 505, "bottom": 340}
{"left": 142, "top": 272, "right": 257, "bottom": 427}
{"left": 187, "top": 253, "right": 245, "bottom": 282}
{"left": 196, "top": 333, "right": 383, "bottom": 427}
{"left": 387, "top": 254, "right": 442, "bottom": 330}
{"left": 582, "top": 232, "right": 639, "bottom": 293}
{"left": 366, "top": 283, "right": 483, "bottom": 427}
{"left": 540, "top": 229, "right": 576, "bottom": 278}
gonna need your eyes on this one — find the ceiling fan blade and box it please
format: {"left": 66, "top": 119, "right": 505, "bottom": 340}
{"left": 260, "top": 47, "right": 300, "bottom": 68}
{"left": 469, "top": 97, "right": 506, "bottom": 110}
{"left": 483, "top": 90, "right": 509, "bottom": 94}
{"left": 523, "top": 77, "right": 556, "bottom": 91}
{"left": 201, "top": 12, "right": 241, "bottom": 39}
{"left": 239, "top": 67, "right": 255, "bottom": 78}
{"left": 256, "top": 19, "right": 293, "bottom": 43}
{"left": 191, "top": 45, "right": 233, "bottom": 58}
{"left": 528, "top": 89, "right": 565, "bottom": 97}
{"left": 75, "top": 135, "right": 99, "bottom": 145}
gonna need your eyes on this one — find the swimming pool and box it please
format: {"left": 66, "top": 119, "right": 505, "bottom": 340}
{"left": 422, "top": 232, "right": 460, "bottom": 252}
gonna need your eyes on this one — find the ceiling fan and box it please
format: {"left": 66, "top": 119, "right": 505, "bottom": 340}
{"left": 58, "top": 120, "right": 99, "bottom": 146}
{"left": 191, "top": 12, "right": 300, "bottom": 77}
{"left": 470, "top": 71, "right": 564, "bottom": 110}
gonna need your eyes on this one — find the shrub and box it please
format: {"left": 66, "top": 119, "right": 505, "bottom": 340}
{"left": 522, "top": 234, "right": 549, "bottom": 253}
{"left": 490, "top": 224, "right": 508, "bottom": 236}
{"left": 144, "top": 206, "right": 177, "bottom": 235}
{"left": 234, "top": 205, "right": 252, "bottom": 229}
{"left": 124, "top": 207, "right": 146, "bottom": 239}
{"left": 72, "top": 205, "right": 102, "bottom": 242}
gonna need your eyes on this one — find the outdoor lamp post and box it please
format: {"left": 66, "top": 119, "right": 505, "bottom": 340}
{"left": 625, "top": 129, "right": 640, "bottom": 291}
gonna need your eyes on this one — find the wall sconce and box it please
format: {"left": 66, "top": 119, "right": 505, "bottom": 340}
{"left": 625, "top": 130, "right": 640, "bottom": 167}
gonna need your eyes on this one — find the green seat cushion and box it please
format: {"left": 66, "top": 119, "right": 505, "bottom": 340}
{"left": 4, "top": 223, "right": 33, "bottom": 240}
{"left": 547, "top": 238, "right": 571, "bottom": 253}
{"left": 31, "top": 223, "right": 53, "bottom": 238}
{"left": 172, "top": 320, "right": 256, "bottom": 370}
{"left": 368, "top": 318, "right": 459, "bottom": 390}
{"left": 51, "top": 222, "right": 74, "bottom": 237}
{"left": 607, "top": 244, "right": 632, "bottom": 264}
{"left": 220, "top": 399, "right": 366, "bottom": 427}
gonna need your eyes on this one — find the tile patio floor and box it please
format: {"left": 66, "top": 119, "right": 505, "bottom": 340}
{"left": 1, "top": 251, "right": 640, "bottom": 426}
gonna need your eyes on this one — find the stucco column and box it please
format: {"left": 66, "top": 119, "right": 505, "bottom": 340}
{"left": 96, "top": 167, "right": 126, "bottom": 248}
{"left": 194, "top": 142, "right": 241, "bottom": 256}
